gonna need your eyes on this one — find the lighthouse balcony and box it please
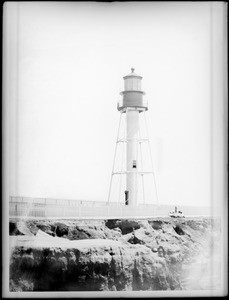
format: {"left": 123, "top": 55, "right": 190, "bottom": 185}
{"left": 117, "top": 99, "right": 148, "bottom": 112}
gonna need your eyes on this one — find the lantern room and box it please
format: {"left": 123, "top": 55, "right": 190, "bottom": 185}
{"left": 118, "top": 68, "right": 148, "bottom": 112}
{"left": 124, "top": 68, "right": 142, "bottom": 91}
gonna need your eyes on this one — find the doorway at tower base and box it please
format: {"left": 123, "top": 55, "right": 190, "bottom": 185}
{"left": 124, "top": 190, "right": 129, "bottom": 205}
{"left": 124, "top": 192, "right": 145, "bottom": 207}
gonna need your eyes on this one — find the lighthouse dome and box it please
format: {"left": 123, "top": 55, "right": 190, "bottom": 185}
{"left": 123, "top": 68, "right": 142, "bottom": 79}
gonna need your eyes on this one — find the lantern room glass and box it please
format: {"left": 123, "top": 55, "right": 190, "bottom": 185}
{"left": 124, "top": 77, "right": 141, "bottom": 91}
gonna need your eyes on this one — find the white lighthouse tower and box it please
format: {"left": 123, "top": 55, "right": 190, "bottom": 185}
{"left": 108, "top": 68, "right": 158, "bottom": 206}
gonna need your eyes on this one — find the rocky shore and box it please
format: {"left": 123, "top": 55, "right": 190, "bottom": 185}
{"left": 9, "top": 217, "right": 221, "bottom": 291}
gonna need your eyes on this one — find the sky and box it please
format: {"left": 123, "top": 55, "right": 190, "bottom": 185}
{"left": 5, "top": 2, "right": 225, "bottom": 207}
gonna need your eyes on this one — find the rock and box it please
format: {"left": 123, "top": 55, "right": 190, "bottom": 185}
{"left": 9, "top": 217, "right": 221, "bottom": 291}
{"left": 10, "top": 221, "right": 34, "bottom": 236}
{"left": 36, "top": 229, "right": 54, "bottom": 238}
{"left": 55, "top": 222, "right": 69, "bottom": 237}
{"left": 68, "top": 228, "right": 90, "bottom": 240}
{"left": 9, "top": 236, "right": 173, "bottom": 291}
{"left": 9, "top": 222, "right": 23, "bottom": 236}
{"left": 25, "top": 221, "right": 39, "bottom": 235}
{"left": 149, "top": 220, "right": 163, "bottom": 230}
{"left": 104, "top": 227, "right": 122, "bottom": 240}
{"left": 105, "top": 219, "right": 141, "bottom": 235}
{"left": 164, "top": 244, "right": 181, "bottom": 255}
{"left": 173, "top": 224, "right": 186, "bottom": 235}
{"left": 36, "top": 222, "right": 52, "bottom": 233}
{"left": 10, "top": 279, "right": 34, "bottom": 291}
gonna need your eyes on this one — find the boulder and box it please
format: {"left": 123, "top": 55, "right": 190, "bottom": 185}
{"left": 149, "top": 220, "right": 163, "bottom": 230}
{"left": 105, "top": 219, "right": 141, "bottom": 235}
{"left": 9, "top": 236, "right": 172, "bottom": 291}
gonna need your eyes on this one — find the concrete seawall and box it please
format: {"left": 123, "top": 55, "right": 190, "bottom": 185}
{"left": 9, "top": 196, "right": 218, "bottom": 219}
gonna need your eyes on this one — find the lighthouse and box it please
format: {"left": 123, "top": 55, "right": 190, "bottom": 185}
{"left": 108, "top": 68, "right": 157, "bottom": 206}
